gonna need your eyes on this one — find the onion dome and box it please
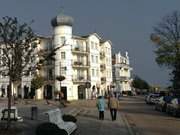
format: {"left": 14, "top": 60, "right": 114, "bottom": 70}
{"left": 51, "top": 13, "right": 74, "bottom": 27}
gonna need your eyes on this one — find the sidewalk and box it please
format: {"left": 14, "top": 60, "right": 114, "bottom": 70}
{"left": 0, "top": 99, "right": 132, "bottom": 135}
{"left": 67, "top": 99, "right": 131, "bottom": 135}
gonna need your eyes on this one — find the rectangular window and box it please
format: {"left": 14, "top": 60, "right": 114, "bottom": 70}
{"left": 95, "top": 43, "right": 98, "bottom": 50}
{"left": 96, "top": 56, "right": 98, "bottom": 63}
{"left": 96, "top": 69, "right": 99, "bottom": 77}
{"left": 77, "top": 55, "right": 83, "bottom": 63}
{"left": 92, "top": 69, "right": 95, "bottom": 77}
{"left": 61, "top": 36, "right": 65, "bottom": 44}
{"left": 91, "top": 41, "right": 94, "bottom": 49}
{"left": 48, "top": 69, "right": 53, "bottom": 80}
{"left": 61, "top": 52, "right": 65, "bottom": 59}
{"left": 60, "top": 67, "right": 66, "bottom": 76}
{"left": 91, "top": 55, "right": 94, "bottom": 63}
{"left": 77, "top": 70, "right": 83, "bottom": 80}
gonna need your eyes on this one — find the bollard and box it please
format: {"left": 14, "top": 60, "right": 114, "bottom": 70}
{"left": 31, "top": 106, "right": 38, "bottom": 120}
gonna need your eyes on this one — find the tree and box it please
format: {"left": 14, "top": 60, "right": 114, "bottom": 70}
{"left": 0, "top": 16, "right": 40, "bottom": 128}
{"left": 151, "top": 11, "right": 180, "bottom": 90}
{"left": 31, "top": 74, "right": 44, "bottom": 98}
{"left": 132, "top": 76, "right": 150, "bottom": 90}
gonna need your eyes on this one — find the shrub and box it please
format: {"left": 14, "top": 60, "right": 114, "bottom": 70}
{"left": 36, "top": 122, "right": 68, "bottom": 135}
{"left": 62, "top": 114, "right": 77, "bottom": 123}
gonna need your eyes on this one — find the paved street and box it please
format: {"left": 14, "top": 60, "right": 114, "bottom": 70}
{"left": 1, "top": 96, "right": 180, "bottom": 135}
{"left": 120, "top": 96, "right": 180, "bottom": 135}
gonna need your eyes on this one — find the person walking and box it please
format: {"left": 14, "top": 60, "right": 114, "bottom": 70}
{"left": 108, "top": 94, "right": 119, "bottom": 121}
{"left": 96, "top": 96, "right": 105, "bottom": 120}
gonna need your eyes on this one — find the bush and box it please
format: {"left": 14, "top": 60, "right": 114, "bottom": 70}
{"left": 36, "top": 122, "right": 68, "bottom": 135}
{"left": 62, "top": 114, "right": 77, "bottom": 123}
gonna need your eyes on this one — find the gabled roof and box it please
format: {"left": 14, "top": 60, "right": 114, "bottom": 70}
{"left": 81, "top": 33, "right": 102, "bottom": 40}
{"left": 100, "top": 40, "right": 112, "bottom": 47}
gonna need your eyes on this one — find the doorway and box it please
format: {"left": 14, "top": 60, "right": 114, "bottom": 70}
{"left": 61, "top": 87, "right": 67, "bottom": 100}
{"left": 44, "top": 85, "right": 53, "bottom": 99}
{"left": 78, "top": 85, "right": 85, "bottom": 99}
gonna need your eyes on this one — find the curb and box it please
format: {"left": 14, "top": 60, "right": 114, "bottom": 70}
{"left": 121, "top": 113, "right": 141, "bottom": 135}
{"left": 121, "top": 113, "right": 135, "bottom": 135}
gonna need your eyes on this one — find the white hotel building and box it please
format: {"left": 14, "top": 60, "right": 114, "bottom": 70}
{"left": 112, "top": 52, "right": 133, "bottom": 94}
{"left": 0, "top": 13, "right": 113, "bottom": 100}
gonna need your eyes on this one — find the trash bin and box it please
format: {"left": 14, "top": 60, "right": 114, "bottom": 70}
{"left": 31, "top": 106, "right": 38, "bottom": 120}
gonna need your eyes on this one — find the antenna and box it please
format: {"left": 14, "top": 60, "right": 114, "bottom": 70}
{"left": 59, "top": 6, "right": 64, "bottom": 15}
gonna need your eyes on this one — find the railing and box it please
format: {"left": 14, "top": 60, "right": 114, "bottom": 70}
{"left": 116, "top": 76, "right": 130, "bottom": 81}
{"left": 72, "top": 61, "right": 89, "bottom": 68}
{"left": 72, "top": 76, "right": 87, "bottom": 83}
{"left": 71, "top": 47, "right": 89, "bottom": 55}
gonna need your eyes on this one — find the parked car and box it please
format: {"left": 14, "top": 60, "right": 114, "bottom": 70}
{"left": 166, "top": 98, "right": 180, "bottom": 117}
{"left": 145, "top": 93, "right": 160, "bottom": 104}
{"left": 155, "top": 96, "right": 173, "bottom": 112}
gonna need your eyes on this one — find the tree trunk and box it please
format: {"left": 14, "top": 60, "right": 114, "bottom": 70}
{"left": 7, "top": 79, "right": 12, "bottom": 129}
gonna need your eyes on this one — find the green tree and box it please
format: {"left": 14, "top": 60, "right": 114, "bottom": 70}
{"left": 0, "top": 16, "right": 66, "bottom": 128}
{"left": 132, "top": 76, "right": 150, "bottom": 90}
{"left": 0, "top": 16, "right": 39, "bottom": 128}
{"left": 151, "top": 11, "right": 180, "bottom": 90}
{"left": 30, "top": 74, "right": 44, "bottom": 98}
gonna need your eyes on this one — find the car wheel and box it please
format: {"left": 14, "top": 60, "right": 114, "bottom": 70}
{"left": 155, "top": 105, "right": 158, "bottom": 111}
{"left": 160, "top": 107, "right": 163, "bottom": 112}
{"left": 166, "top": 108, "right": 169, "bottom": 114}
{"left": 162, "top": 105, "right": 166, "bottom": 112}
{"left": 172, "top": 109, "right": 177, "bottom": 117}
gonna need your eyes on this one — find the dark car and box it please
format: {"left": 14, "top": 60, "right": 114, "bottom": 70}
{"left": 155, "top": 96, "right": 173, "bottom": 112}
{"left": 166, "top": 98, "right": 180, "bottom": 117}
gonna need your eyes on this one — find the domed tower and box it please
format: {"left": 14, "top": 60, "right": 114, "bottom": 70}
{"left": 51, "top": 13, "right": 74, "bottom": 46}
{"left": 51, "top": 13, "right": 74, "bottom": 99}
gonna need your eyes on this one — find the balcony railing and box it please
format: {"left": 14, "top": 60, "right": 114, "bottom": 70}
{"left": 72, "top": 61, "right": 89, "bottom": 68}
{"left": 72, "top": 76, "right": 87, "bottom": 83}
{"left": 116, "top": 76, "right": 130, "bottom": 81}
{"left": 72, "top": 47, "right": 89, "bottom": 55}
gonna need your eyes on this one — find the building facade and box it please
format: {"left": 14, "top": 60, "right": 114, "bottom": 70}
{"left": 112, "top": 52, "right": 132, "bottom": 94}
{"left": 0, "top": 13, "right": 113, "bottom": 100}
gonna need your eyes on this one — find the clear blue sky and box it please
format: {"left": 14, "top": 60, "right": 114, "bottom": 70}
{"left": 0, "top": 0, "right": 179, "bottom": 87}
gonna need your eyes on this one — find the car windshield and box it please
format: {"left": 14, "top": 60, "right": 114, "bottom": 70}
{"left": 164, "top": 96, "right": 173, "bottom": 103}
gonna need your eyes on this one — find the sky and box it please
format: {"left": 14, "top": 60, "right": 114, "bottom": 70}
{"left": 0, "top": 0, "right": 179, "bottom": 87}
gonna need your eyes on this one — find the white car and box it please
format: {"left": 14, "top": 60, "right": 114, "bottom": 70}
{"left": 145, "top": 93, "right": 160, "bottom": 104}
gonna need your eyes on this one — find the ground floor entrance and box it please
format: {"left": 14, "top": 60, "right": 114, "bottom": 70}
{"left": 78, "top": 85, "right": 86, "bottom": 99}
{"left": 44, "top": 85, "right": 53, "bottom": 99}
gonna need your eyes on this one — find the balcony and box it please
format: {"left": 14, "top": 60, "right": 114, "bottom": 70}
{"left": 116, "top": 76, "right": 130, "bottom": 81}
{"left": 100, "top": 64, "right": 106, "bottom": 71}
{"left": 72, "top": 61, "right": 89, "bottom": 68}
{"left": 101, "top": 77, "right": 106, "bottom": 84}
{"left": 72, "top": 76, "right": 87, "bottom": 83}
{"left": 72, "top": 47, "right": 88, "bottom": 55}
{"left": 100, "top": 52, "right": 105, "bottom": 59}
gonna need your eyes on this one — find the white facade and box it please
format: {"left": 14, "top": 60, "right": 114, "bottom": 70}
{"left": 0, "top": 13, "right": 113, "bottom": 100}
{"left": 112, "top": 52, "right": 132, "bottom": 93}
